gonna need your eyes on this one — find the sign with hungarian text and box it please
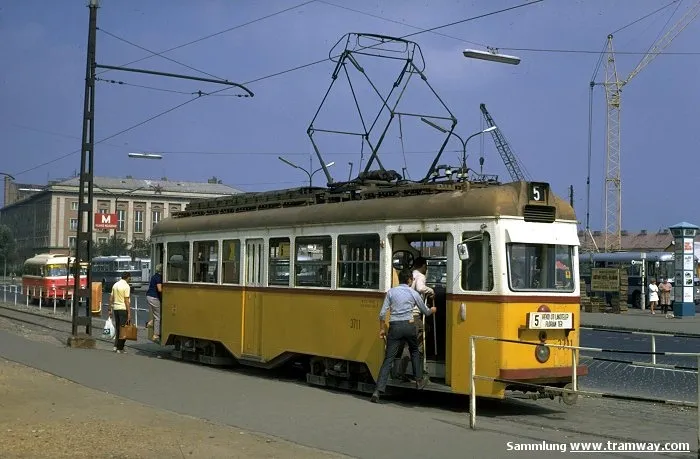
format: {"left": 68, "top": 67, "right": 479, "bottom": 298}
{"left": 590, "top": 268, "right": 619, "bottom": 292}
{"left": 94, "top": 213, "right": 118, "bottom": 230}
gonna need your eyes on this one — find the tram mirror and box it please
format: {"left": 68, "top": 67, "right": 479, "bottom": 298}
{"left": 392, "top": 250, "right": 414, "bottom": 271}
{"left": 456, "top": 243, "right": 470, "bottom": 261}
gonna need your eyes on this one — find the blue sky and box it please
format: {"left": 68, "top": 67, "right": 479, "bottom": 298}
{"left": 1, "top": 0, "right": 699, "bottom": 232}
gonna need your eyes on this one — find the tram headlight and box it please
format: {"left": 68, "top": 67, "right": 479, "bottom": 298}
{"left": 535, "top": 344, "right": 550, "bottom": 363}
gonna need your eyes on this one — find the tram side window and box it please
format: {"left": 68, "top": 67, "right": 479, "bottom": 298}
{"left": 295, "top": 236, "right": 331, "bottom": 287}
{"left": 222, "top": 239, "right": 241, "bottom": 284}
{"left": 460, "top": 231, "right": 494, "bottom": 292}
{"left": 337, "top": 234, "right": 380, "bottom": 290}
{"left": 167, "top": 242, "right": 190, "bottom": 282}
{"left": 269, "top": 237, "right": 291, "bottom": 286}
{"left": 193, "top": 240, "right": 219, "bottom": 283}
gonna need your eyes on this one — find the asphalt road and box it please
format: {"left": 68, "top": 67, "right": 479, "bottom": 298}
{"left": 0, "top": 327, "right": 696, "bottom": 459}
{"left": 3, "top": 283, "right": 698, "bottom": 404}
{"left": 579, "top": 329, "right": 699, "bottom": 404}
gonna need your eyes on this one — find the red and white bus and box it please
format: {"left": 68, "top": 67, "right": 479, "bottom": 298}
{"left": 22, "top": 254, "right": 88, "bottom": 305}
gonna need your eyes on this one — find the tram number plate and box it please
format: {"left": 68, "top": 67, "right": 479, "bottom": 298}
{"left": 528, "top": 312, "right": 572, "bottom": 329}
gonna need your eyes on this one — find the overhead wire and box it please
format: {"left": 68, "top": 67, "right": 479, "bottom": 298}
{"left": 315, "top": 0, "right": 488, "bottom": 47}
{"left": 14, "top": 1, "right": 545, "bottom": 178}
{"left": 97, "top": 28, "right": 228, "bottom": 82}
{"left": 95, "top": 0, "right": 318, "bottom": 78}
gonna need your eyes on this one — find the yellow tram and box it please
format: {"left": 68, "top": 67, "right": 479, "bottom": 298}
{"left": 149, "top": 179, "right": 586, "bottom": 401}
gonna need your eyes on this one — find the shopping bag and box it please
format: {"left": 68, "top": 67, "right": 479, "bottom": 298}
{"left": 119, "top": 321, "right": 138, "bottom": 341}
{"left": 103, "top": 317, "right": 115, "bottom": 339}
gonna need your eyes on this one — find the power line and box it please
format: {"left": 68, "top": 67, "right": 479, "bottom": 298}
{"left": 316, "top": 0, "right": 487, "bottom": 47}
{"left": 13, "top": 1, "right": 543, "bottom": 177}
{"left": 96, "top": 0, "right": 318, "bottom": 77}
{"left": 12, "top": 96, "right": 208, "bottom": 177}
{"left": 243, "top": 1, "right": 545, "bottom": 86}
{"left": 499, "top": 47, "right": 700, "bottom": 55}
{"left": 98, "top": 28, "right": 227, "bottom": 82}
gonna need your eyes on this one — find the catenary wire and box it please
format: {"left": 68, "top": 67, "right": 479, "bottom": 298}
{"left": 13, "top": 1, "right": 544, "bottom": 177}
{"left": 95, "top": 0, "right": 318, "bottom": 77}
{"left": 316, "top": 0, "right": 488, "bottom": 47}
{"left": 97, "top": 28, "right": 228, "bottom": 82}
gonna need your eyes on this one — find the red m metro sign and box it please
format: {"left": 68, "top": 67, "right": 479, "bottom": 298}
{"left": 94, "top": 213, "right": 118, "bottom": 229}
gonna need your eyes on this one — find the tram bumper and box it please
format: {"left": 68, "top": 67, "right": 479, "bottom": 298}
{"left": 498, "top": 365, "right": 588, "bottom": 386}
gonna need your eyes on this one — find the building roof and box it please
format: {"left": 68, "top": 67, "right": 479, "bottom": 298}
{"left": 579, "top": 229, "right": 700, "bottom": 251}
{"left": 52, "top": 176, "right": 242, "bottom": 195}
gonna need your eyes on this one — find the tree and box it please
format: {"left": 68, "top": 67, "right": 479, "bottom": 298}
{"left": 129, "top": 238, "right": 151, "bottom": 259}
{"left": 0, "top": 224, "right": 17, "bottom": 279}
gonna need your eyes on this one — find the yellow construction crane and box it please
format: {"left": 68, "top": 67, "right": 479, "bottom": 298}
{"left": 602, "top": 0, "right": 700, "bottom": 252}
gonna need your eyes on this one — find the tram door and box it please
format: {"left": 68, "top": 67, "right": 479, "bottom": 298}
{"left": 243, "top": 239, "right": 264, "bottom": 359}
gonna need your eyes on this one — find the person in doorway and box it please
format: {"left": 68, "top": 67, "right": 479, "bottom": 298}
{"left": 396, "top": 257, "right": 434, "bottom": 381}
{"left": 146, "top": 264, "right": 163, "bottom": 342}
{"left": 371, "top": 269, "right": 437, "bottom": 404}
{"left": 659, "top": 278, "right": 673, "bottom": 318}
{"left": 648, "top": 278, "right": 659, "bottom": 315}
{"left": 109, "top": 271, "right": 131, "bottom": 353}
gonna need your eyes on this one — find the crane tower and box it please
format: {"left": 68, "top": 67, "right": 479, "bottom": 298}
{"left": 603, "top": 1, "right": 700, "bottom": 252}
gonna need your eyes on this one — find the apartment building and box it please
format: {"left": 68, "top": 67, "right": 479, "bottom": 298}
{"left": 0, "top": 175, "right": 241, "bottom": 263}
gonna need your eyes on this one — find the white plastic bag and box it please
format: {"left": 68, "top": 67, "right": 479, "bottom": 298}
{"left": 103, "top": 317, "right": 115, "bottom": 339}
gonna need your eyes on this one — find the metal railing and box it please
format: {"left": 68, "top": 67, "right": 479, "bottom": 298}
{"left": 469, "top": 335, "right": 700, "bottom": 455}
{"left": 0, "top": 284, "right": 150, "bottom": 326}
{"left": 580, "top": 326, "right": 700, "bottom": 370}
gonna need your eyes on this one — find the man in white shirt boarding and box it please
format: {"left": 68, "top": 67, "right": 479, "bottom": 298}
{"left": 371, "top": 268, "right": 437, "bottom": 404}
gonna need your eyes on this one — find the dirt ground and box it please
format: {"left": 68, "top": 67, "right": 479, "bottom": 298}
{"left": 0, "top": 357, "right": 348, "bottom": 459}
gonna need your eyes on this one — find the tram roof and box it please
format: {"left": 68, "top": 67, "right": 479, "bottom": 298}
{"left": 152, "top": 180, "right": 576, "bottom": 237}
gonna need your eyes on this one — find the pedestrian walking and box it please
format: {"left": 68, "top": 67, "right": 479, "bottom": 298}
{"left": 109, "top": 272, "right": 131, "bottom": 353}
{"left": 371, "top": 268, "right": 437, "bottom": 404}
{"left": 146, "top": 264, "right": 163, "bottom": 342}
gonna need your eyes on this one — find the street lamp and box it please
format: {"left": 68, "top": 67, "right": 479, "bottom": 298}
{"left": 463, "top": 49, "right": 521, "bottom": 65}
{"left": 0, "top": 172, "right": 15, "bottom": 180}
{"left": 421, "top": 118, "right": 497, "bottom": 181}
{"left": 128, "top": 152, "right": 162, "bottom": 160}
{"left": 278, "top": 156, "right": 335, "bottom": 188}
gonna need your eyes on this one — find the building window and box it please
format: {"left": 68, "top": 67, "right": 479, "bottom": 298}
{"left": 134, "top": 210, "right": 144, "bottom": 233}
{"left": 98, "top": 208, "right": 108, "bottom": 214}
{"left": 222, "top": 239, "right": 240, "bottom": 284}
{"left": 295, "top": 236, "right": 332, "bottom": 287}
{"left": 117, "top": 209, "right": 125, "bottom": 232}
{"left": 98, "top": 237, "right": 107, "bottom": 244}
{"left": 70, "top": 218, "right": 78, "bottom": 231}
{"left": 68, "top": 237, "right": 77, "bottom": 249}
{"left": 337, "top": 234, "right": 380, "bottom": 289}
{"left": 268, "top": 238, "right": 290, "bottom": 286}
{"left": 152, "top": 210, "right": 161, "bottom": 229}
{"left": 71, "top": 201, "right": 78, "bottom": 211}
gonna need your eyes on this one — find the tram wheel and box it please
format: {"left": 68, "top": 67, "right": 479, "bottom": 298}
{"left": 561, "top": 383, "right": 578, "bottom": 406}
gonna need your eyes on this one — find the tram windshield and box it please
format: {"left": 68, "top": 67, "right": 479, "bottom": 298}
{"left": 507, "top": 243, "right": 575, "bottom": 292}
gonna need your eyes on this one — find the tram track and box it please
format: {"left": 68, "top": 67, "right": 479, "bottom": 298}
{"left": 0, "top": 304, "right": 163, "bottom": 357}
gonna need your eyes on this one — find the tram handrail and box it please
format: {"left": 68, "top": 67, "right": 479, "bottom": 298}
{"left": 468, "top": 334, "right": 700, "bottom": 456}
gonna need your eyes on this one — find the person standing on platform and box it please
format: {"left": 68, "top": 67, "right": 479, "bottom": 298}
{"left": 659, "top": 278, "right": 673, "bottom": 318}
{"left": 109, "top": 272, "right": 131, "bottom": 353}
{"left": 146, "top": 264, "right": 163, "bottom": 342}
{"left": 648, "top": 278, "right": 659, "bottom": 315}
